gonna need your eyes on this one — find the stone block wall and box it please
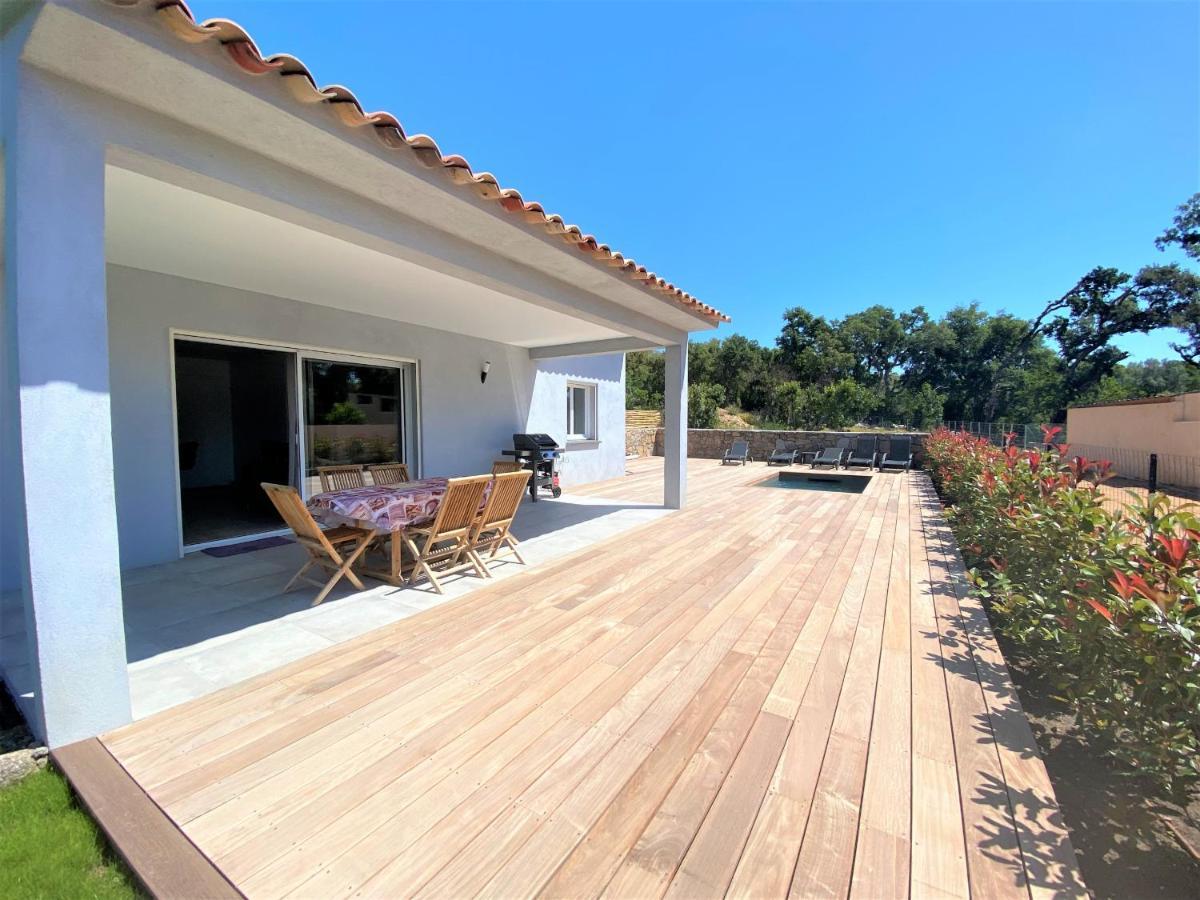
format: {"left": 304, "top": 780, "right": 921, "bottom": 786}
{"left": 625, "top": 426, "right": 659, "bottom": 458}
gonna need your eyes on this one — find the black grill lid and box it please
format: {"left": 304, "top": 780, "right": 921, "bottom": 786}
{"left": 513, "top": 433, "right": 558, "bottom": 451}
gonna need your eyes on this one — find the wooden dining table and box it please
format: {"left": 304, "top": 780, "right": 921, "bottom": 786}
{"left": 307, "top": 478, "right": 450, "bottom": 586}
{"left": 307, "top": 477, "right": 492, "bottom": 586}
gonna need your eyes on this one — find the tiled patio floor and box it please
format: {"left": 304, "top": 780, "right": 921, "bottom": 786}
{"left": 98, "top": 458, "right": 1086, "bottom": 898}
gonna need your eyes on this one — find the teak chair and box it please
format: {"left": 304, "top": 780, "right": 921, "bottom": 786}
{"left": 491, "top": 460, "right": 523, "bottom": 475}
{"left": 367, "top": 462, "right": 410, "bottom": 485}
{"left": 401, "top": 474, "right": 492, "bottom": 593}
{"left": 317, "top": 464, "right": 366, "bottom": 492}
{"left": 260, "top": 483, "right": 374, "bottom": 606}
{"left": 470, "top": 469, "right": 532, "bottom": 575}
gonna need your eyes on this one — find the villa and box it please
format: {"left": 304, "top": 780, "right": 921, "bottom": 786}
{"left": 1, "top": 1, "right": 1086, "bottom": 896}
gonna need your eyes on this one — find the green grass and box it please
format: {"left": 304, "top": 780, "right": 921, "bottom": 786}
{"left": 0, "top": 768, "right": 141, "bottom": 899}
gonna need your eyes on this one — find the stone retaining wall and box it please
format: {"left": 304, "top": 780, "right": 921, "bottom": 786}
{"left": 625, "top": 426, "right": 659, "bottom": 458}
{"left": 631, "top": 428, "right": 928, "bottom": 465}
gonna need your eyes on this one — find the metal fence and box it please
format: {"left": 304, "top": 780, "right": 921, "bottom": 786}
{"left": 933, "top": 423, "right": 1199, "bottom": 513}
{"left": 1067, "top": 444, "right": 1199, "bottom": 513}
{"left": 936, "top": 421, "right": 1067, "bottom": 449}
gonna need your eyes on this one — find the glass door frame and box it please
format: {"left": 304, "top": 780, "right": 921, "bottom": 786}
{"left": 169, "top": 328, "right": 422, "bottom": 554}
{"left": 297, "top": 349, "right": 421, "bottom": 500}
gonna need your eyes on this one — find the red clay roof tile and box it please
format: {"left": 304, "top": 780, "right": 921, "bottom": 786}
{"left": 107, "top": 0, "right": 729, "bottom": 325}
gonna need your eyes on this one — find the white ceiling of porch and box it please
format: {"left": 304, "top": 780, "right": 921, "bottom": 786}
{"left": 104, "top": 167, "right": 627, "bottom": 349}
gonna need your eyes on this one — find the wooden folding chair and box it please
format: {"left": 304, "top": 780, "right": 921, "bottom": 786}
{"left": 367, "top": 462, "right": 410, "bottom": 485}
{"left": 401, "top": 475, "right": 492, "bottom": 594}
{"left": 490, "top": 460, "right": 523, "bottom": 475}
{"left": 317, "top": 464, "right": 366, "bottom": 492}
{"left": 469, "top": 469, "right": 532, "bottom": 575}
{"left": 260, "top": 483, "right": 375, "bottom": 606}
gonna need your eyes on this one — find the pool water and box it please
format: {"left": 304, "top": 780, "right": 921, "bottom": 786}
{"left": 759, "top": 471, "right": 871, "bottom": 493}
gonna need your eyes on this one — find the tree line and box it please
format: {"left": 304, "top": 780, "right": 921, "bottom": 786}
{"left": 628, "top": 195, "right": 1200, "bottom": 430}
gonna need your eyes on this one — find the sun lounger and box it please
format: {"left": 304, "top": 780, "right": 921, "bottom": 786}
{"left": 722, "top": 439, "right": 752, "bottom": 465}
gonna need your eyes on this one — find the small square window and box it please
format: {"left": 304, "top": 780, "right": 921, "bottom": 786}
{"left": 566, "top": 382, "right": 596, "bottom": 441}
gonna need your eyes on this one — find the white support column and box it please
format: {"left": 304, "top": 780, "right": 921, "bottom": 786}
{"left": 4, "top": 68, "right": 130, "bottom": 745}
{"left": 663, "top": 341, "right": 688, "bottom": 509}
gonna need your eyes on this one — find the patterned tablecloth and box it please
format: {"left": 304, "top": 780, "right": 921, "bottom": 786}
{"left": 307, "top": 478, "right": 451, "bottom": 532}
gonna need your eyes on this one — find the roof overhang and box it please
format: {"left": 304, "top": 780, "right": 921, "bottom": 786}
{"left": 16, "top": 1, "right": 726, "bottom": 348}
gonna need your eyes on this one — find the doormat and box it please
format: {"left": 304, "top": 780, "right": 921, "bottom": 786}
{"left": 202, "top": 536, "right": 292, "bottom": 558}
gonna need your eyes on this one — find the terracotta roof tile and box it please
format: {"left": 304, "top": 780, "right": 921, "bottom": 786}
{"left": 106, "top": 0, "right": 729, "bottom": 325}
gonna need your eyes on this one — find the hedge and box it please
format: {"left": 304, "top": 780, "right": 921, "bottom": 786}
{"left": 924, "top": 427, "right": 1200, "bottom": 790}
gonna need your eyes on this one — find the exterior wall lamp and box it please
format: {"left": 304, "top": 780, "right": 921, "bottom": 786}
{"left": 481, "top": 360, "right": 491, "bottom": 384}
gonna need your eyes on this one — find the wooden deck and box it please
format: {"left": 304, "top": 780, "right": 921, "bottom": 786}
{"left": 99, "top": 458, "right": 1085, "bottom": 898}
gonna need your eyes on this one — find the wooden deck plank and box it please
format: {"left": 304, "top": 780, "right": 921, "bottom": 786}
{"left": 849, "top": 477, "right": 914, "bottom": 897}
{"left": 916, "top": 481, "right": 1088, "bottom": 900}
{"left": 51, "top": 738, "right": 241, "bottom": 900}
{"left": 909, "top": 482, "right": 972, "bottom": 899}
{"left": 788, "top": 475, "right": 902, "bottom": 899}
{"left": 96, "top": 459, "right": 1083, "bottom": 898}
{"left": 723, "top": 479, "right": 893, "bottom": 898}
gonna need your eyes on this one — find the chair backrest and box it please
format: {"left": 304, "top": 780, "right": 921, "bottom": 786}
{"left": 886, "top": 437, "right": 912, "bottom": 459}
{"left": 317, "top": 465, "right": 365, "bottom": 492}
{"left": 491, "top": 460, "right": 523, "bottom": 475}
{"left": 818, "top": 446, "right": 841, "bottom": 460}
{"left": 367, "top": 463, "right": 409, "bottom": 485}
{"left": 773, "top": 439, "right": 792, "bottom": 452}
{"left": 478, "top": 470, "right": 532, "bottom": 529}
{"left": 854, "top": 435, "right": 877, "bottom": 455}
{"left": 426, "top": 475, "right": 492, "bottom": 537}
{"left": 261, "top": 482, "right": 327, "bottom": 547}
{"left": 730, "top": 440, "right": 749, "bottom": 456}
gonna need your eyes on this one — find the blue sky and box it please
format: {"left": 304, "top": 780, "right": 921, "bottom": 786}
{"left": 189, "top": 0, "right": 1198, "bottom": 361}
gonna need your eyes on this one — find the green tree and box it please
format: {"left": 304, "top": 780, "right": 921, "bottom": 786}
{"left": 713, "top": 334, "right": 768, "bottom": 408}
{"left": 838, "top": 304, "right": 914, "bottom": 402}
{"left": 687, "top": 382, "right": 725, "bottom": 428}
{"left": 765, "top": 381, "right": 818, "bottom": 429}
{"left": 777, "top": 308, "right": 852, "bottom": 386}
{"left": 688, "top": 339, "right": 720, "bottom": 386}
{"left": 1155, "top": 192, "right": 1200, "bottom": 366}
{"left": 814, "top": 378, "right": 880, "bottom": 429}
{"left": 1029, "top": 264, "right": 1198, "bottom": 407}
{"left": 625, "top": 350, "right": 664, "bottom": 409}
{"left": 324, "top": 401, "right": 367, "bottom": 425}
{"left": 892, "top": 383, "right": 945, "bottom": 429}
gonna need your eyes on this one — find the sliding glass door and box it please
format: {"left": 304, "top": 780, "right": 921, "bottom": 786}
{"left": 174, "top": 338, "right": 297, "bottom": 547}
{"left": 174, "top": 334, "right": 418, "bottom": 550}
{"left": 302, "top": 357, "right": 415, "bottom": 496}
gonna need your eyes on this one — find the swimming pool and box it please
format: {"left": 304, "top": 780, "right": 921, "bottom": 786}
{"left": 759, "top": 471, "right": 871, "bottom": 493}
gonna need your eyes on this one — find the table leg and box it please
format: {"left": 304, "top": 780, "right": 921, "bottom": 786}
{"left": 391, "top": 528, "right": 404, "bottom": 584}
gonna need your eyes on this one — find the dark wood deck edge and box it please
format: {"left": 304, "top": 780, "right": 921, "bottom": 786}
{"left": 52, "top": 737, "right": 243, "bottom": 899}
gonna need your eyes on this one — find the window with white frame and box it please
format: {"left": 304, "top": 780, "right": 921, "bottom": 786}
{"left": 566, "top": 382, "right": 597, "bottom": 441}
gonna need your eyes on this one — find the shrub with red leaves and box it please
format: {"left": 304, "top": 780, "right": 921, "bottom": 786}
{"left": 925, "top": 427, "right": 1200, "bottom": 789}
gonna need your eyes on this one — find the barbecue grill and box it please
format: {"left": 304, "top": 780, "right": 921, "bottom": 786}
{"left": 503, "top": 433, "right": 563, "bottom": 502}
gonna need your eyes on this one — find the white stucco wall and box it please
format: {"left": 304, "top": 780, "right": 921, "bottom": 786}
{"left": 528, "top": 355, "right": 627, "bottom": 487}
{"left": 98, "top": 264, "right": 626, "bottom": 574}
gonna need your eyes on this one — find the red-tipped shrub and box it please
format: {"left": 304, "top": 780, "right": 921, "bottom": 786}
{"left": 925, "top": 428, "right": 1200, "bottom": 789}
